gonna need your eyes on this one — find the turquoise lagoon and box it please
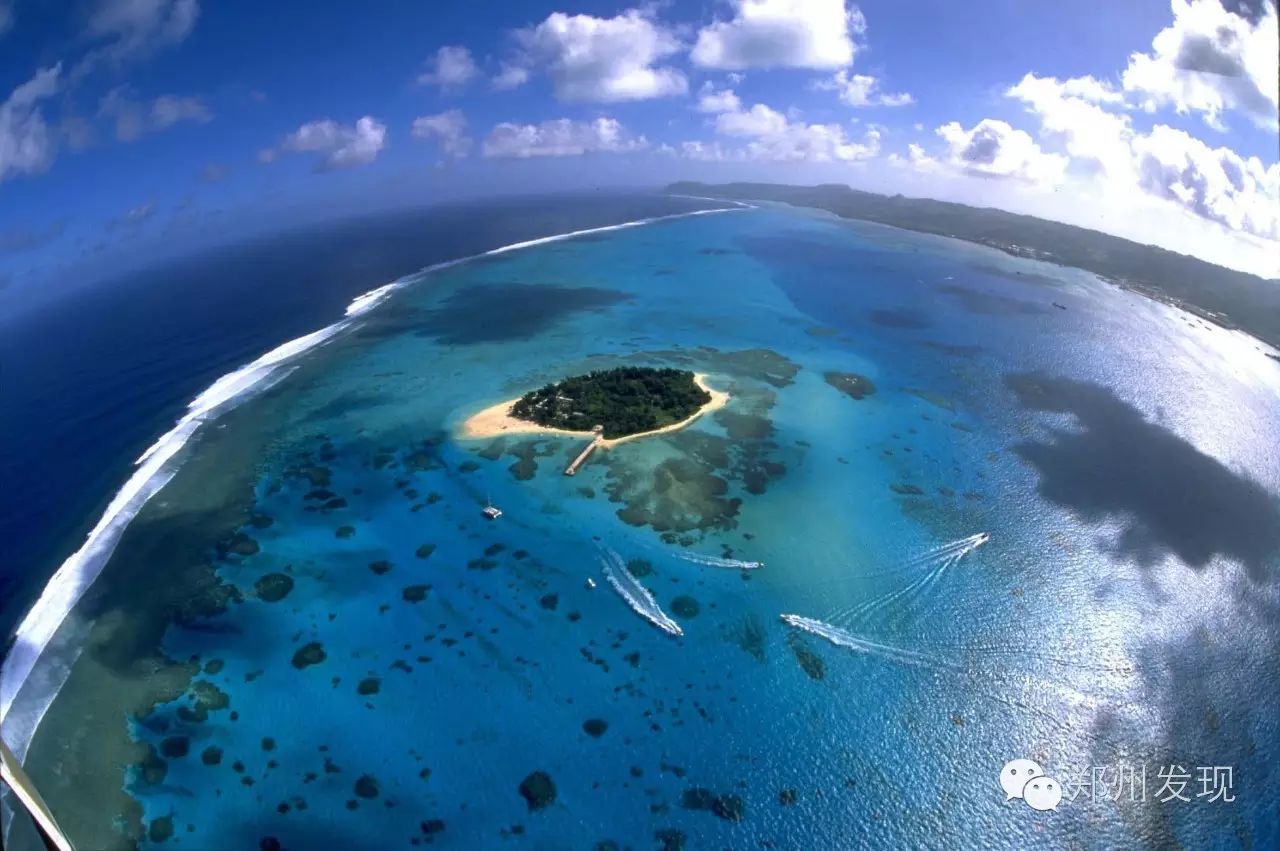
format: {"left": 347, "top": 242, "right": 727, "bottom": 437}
{"left": 9, "top": 201, "right": 1280, "bottom": 850}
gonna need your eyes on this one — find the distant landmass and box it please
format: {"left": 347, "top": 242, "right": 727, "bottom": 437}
{"left": 669, "top": 181, "right": 1280, "bottom": 349}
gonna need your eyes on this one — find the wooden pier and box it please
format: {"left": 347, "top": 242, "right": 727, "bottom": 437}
{"left": 564, "top": 437, "right": 601, "bottom": 476}
{"left": 564, "top": 425, "right": 605, "bottom": 476}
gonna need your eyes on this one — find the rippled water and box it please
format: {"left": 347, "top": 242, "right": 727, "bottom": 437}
{"left": 8, "top": 202, "right": 1279, "bottom": 850}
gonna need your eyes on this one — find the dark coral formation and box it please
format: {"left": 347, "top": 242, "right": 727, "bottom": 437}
{"left": 402, "top": 584, "right": 430, "bottom": 603}
{"left": 788, "top": 637, "right": 826, "bottom": 681}
{"left": 518, "top": 770, "right": 556, "bottom": 811}
{"left": 291, "top": 642, "right": 327, "bottom": 669}
{"left": 670, "top": 596, "right": 700, "bottom": 618}
{"left": 253, "top": 573, "right": 294, "bottom": 603}
{"left": 824, "top": 371, "right": 876, "bottom": 400}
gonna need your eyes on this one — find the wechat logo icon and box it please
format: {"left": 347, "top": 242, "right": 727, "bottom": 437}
{"left": 1000, "top": 759, "right": 1062, "bottom": 811}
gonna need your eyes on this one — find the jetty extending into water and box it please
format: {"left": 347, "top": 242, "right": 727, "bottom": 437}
{"left": 565, "top": 426, "right": 604, "bottom": 476}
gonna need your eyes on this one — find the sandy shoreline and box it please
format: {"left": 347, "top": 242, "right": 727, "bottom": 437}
{"left": 458, "top": 373, "right": 730, "bottom": 448}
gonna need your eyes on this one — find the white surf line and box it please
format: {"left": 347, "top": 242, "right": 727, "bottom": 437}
{"left": 675, "top": 551, "right": 764, "bottom": 570}
{"left": 599, "top": 548, "right": 683, "bottom": 637}
{"left": 780, "top": 614, "right": 959, "bottom": 672}
{"left": 666, "top": 194, "right": 757, "bottom": 209}
{"left": 0, "top": 204, "right": 740, "bottom": 744}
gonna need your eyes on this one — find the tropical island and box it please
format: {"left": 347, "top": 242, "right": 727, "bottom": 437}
{"left": 461, "top": 367, "right": 729, "bottom": 445}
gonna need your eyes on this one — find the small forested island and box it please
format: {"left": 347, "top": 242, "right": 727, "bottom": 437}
{"left": 510, "top": 367, "right": 712, "bottom": 440}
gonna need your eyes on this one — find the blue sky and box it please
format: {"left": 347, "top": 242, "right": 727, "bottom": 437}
{"left": 1, "top": 0, "right": 1277, "bottom": 303}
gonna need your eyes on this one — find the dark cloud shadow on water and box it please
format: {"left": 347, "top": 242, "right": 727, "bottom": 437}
{"left": 1006, "top": 373, "right": 1280, "bottom": 580}
{"left": 868, "top": 307, "right": 932, "bottom": 329}
{"left": 938, "top": 283, "right": 1047, "bottom": 316}
{"left": 413, "top": 283, "right": 631, "bottom": 344}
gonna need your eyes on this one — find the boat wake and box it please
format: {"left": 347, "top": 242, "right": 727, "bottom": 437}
{"left": 830, "top": 532, "right": 988, "bottom": 625}
{"left": 0, "top": 205, "right": 743, "bottom": 756}
{"left": 676, "top": 551, "right": 764, "bottom": 570}
{"left": 780, "top": 615, "right": 959, "bottom": 672}
{"left": 599, "top": 548, "right": 683, "bottom": 637}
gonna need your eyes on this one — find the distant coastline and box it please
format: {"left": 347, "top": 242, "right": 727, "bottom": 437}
{"left": 460, "top": 373, "right": 729, "bottom": 448}
{"left": 668, "top": 181, "right": 1280, "bottom": 351}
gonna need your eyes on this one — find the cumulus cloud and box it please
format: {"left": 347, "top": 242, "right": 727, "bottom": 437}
{"left": 417, "top": 46, "right": 479, "bottom": 92}
{"left": 491, "top": 64, "right": 530, "bottom": 91}
{"left": 1133, "top": 123, "right": 1279, "bottom": 238}
{"left": 691, "top": 0, "right": 863, "bottom": 70}
{"left": 263, "top": 116, "right": 387, "bottom": 170}
{"left": 1122, "top": 0, "right": 1279, "bottom": 129}
{"left": 481, "top": 117, "right": 647, "bottom": 157}
{"left": 715, "top": 103, "right": 790, "bottom": 136}
{"left": 935, "top": 119, "right": 1069, "bottom": 185}
{"left": 98, "top": 88, "right": 211, "bottom": 141}
{"left": 700, "top": 100, "right": 881, "bottom": 161}
{"left": 0, "top": 64, "right": 61, "bottom": 183}
{"left": 1007, "top": 73, "right": 1135, "bottom": 179}
{"left": 909, "top": 64, "right": 1279, "bottom": 247}
{"left": 697, "top": 83, "right": 742, "bottom": 113}
{"left": 815, "top": 71, "right": 913, "bottom": 107}
{"left": 412, "top": 110, "right": 471, "bottom": 157}
{"left": 78, "top": 0, "right": 198, "bottom": 72}
{"left": 512, "top": 9, "right": 686, "bottom": 101}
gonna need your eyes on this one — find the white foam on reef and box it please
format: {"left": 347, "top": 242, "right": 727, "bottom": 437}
{"left": 779, "top": 614, "right": 958, "bottom": 671}
{"left": 676, "top": 551, "right": 764, "bottom": 570}
{"left": 600, "top": 548, "right": 683, "bottom": 637}
{"left": 0, "top": 204, "right": 742, "bottom": 756}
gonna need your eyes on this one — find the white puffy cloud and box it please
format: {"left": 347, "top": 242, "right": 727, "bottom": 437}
{"left": 715, "top": 103, "right": 789, "bottom": 136}
{"left": 1132, "top": 123, "right": 1279, "bottom": 238}
{"left": 79, "top": 0, "right": 198, "bottom": 71}
{"left": 815, "top": 71, "right": 913, "bottom": 107}
{"left": 1122, "top": 0, "right": 1278, "bottom": 129}
{"left": 1007, "top": 73, "right": 1135, "bottom": 180}
{"left": 0, "top": 65, "right": 61, "bottom": 183}
{"left": 691, "top": 0, "right": 863, "bottom": 70}
{"left": 412, "top": 110, "right": 471, "bottom": 157}
{"left": 680, "top": 140, "right": 740, "bottom": 161}
{"left": 697, "top": 83, "right": 742, "bottom": 113}
{"left": 491, "top": 64, "right": 530, "bottom": 91}
{"left": 417, "top": 46, "right": 479, "bottom": 91}
{"left": 935, "top": 119, "right": 1069, "bottom": 185}
{"left": 481, "top": 117, "right": 648, "bottom": 158}
{"left": 513, "top": 9, "right": 686, "bottom": 102}
{"left": 264, "top": 116, "right": 387, "bottom": 170}
{"left": 702, "top": 100, "right": 881, "bottom": 161}
{"left": 99, "top": 88, "right": 212, "bottom": 140}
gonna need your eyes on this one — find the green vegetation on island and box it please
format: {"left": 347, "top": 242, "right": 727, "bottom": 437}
{"left": 510, "top": 367, "right": 711, "bottom": 439}
{"left": 669, "top": 181, "right": 1280, "bottom": 349}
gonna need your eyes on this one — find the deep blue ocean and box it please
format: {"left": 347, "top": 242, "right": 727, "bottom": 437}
{"left": 0, "top": 194, "right": 722, "bottom": 638}
{"left": 2, "top": 195, "right": 1278, "bottom": 851}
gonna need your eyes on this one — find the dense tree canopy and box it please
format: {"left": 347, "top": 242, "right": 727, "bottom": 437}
{"left": 510, "top": 367, "right": 711, "bottom": 439}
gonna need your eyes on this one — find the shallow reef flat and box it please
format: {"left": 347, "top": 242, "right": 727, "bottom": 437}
{"left": 13, "top": 203, "right": 1280, "bottom": 851}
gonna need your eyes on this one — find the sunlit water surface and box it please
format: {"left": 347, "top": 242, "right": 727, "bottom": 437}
{"left": 10, "top": 202, "right": 1280, "bottom": 850}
